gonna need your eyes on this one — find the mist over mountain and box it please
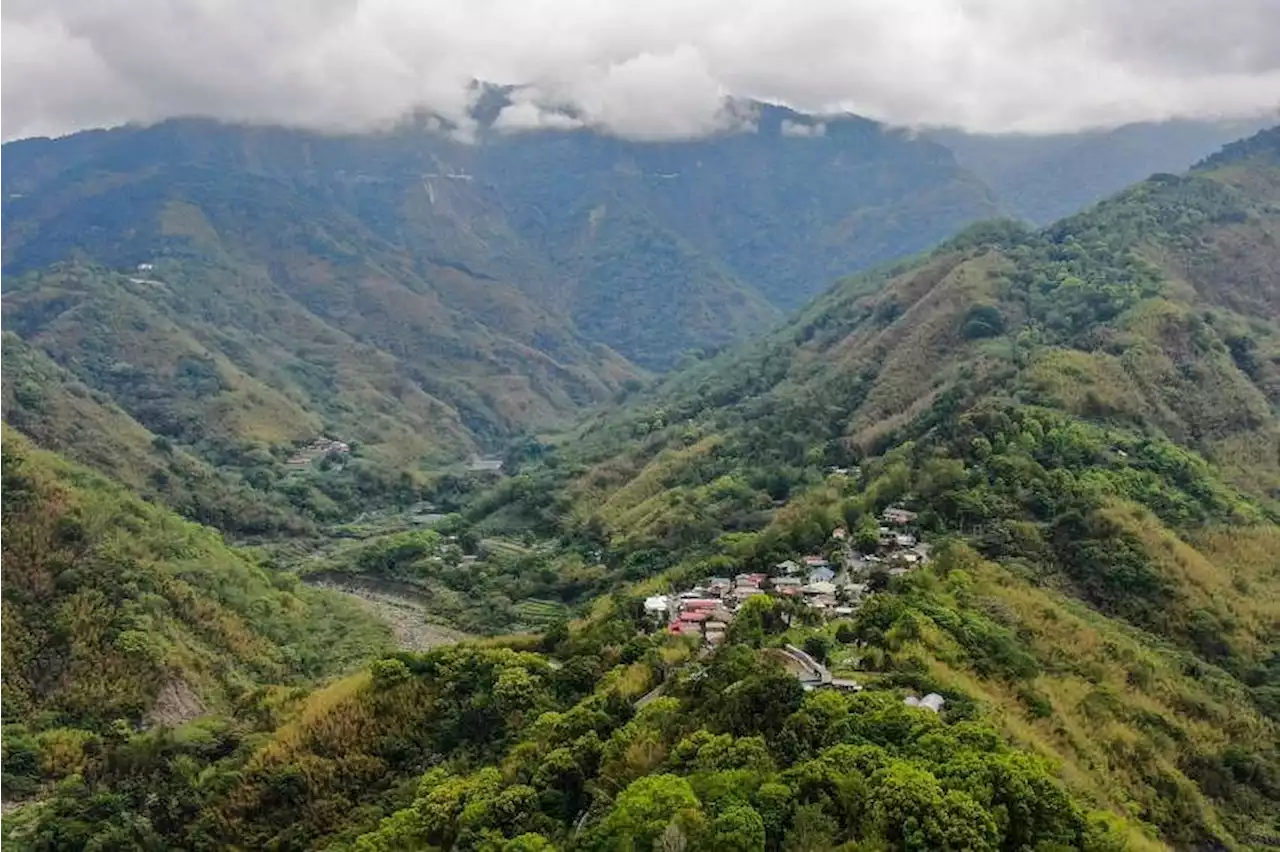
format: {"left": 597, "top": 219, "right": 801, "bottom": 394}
{"left": 931, "top": 114, "right": 1279, "bottom": 223}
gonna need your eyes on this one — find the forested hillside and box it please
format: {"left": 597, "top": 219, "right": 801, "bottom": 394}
{"left": 0, "top": 429, "right": 390, "bottom": 799}
{"left": 1, "top": 107, "right": 1249, "bottom": 537}
{"left": 1, "top": 104, "right": 1002, "bottom": 362}
{"left": 446, "top": 127, "right": 1280, "bottom": 848}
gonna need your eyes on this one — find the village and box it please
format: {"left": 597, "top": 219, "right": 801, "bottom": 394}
{"left": 638, "top": 504, "right": 945, "bottom": 711}
{"left": 643, "top": 505, "right": 928, "bottom": 648}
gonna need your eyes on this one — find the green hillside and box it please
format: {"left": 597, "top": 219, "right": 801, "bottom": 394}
{"left": 0, "top": 428, "right": 390, "bottom": 791}
{"left": 1, "top": 333, "right": 310, "bottom": 535}
{"left": 449, "top": 128, "right": 1280, "bottom": 848}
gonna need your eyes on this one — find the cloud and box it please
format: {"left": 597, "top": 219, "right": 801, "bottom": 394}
{"left": 493, "top": 100, "right": 584, "bottom": 133}
{"left": 3, "top": 0, "right": 1279, "bottom": 142}
{"left": 780, "top": 119, "right": 827, "bottom": 138}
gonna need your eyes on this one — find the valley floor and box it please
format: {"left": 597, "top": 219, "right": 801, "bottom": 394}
{"left": 302, "top": 572, "right": 471, "bottom": 651}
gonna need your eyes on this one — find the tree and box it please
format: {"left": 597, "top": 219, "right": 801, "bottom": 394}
{"left": 781, "top": 803, "right": 837, "bottom": 852}
{"left": 708, "top": 805, "right": 766, "bottom": 852}
{"left": 867, "top": 764, "right": 997, "bottom": 851}
{"left": 596, "top": 774, "right": 702, "bottom": 851}
{"left": 753, "top": 782, "right": 794, "bottom": 849}
{"left": 718, "top": 671, "right": 805, "bottom": 738}
{"left": 854, "top": 516, "right": 881, "bottom": 555}
{"left": 963, "top": 304, "right": 1006, "bottom": 339}
{"left": 802, "top": 636, "right": 832, "bottom": 666}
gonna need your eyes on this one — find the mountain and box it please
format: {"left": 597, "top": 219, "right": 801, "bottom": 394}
{"left": 931, "top": 115, "right": 1277, "bottom": 224}
{"left": 471, "top": 103, "right": 1003, "bottom": 315}
{"left": 0, "top": 108, "right": 1004, "bottom": 526}
{"left": 0, "top": 438, "right": 1135, "bottom": 852}
{"left": 1, "top": 332, "right": 313, "bottom": 534}
{"left": 452, "top": 127, "right": 1280, "bottom": 848}
{"left": 1, "top": 107, "right": 1003, "bottom": 368}
{"left": 5, "top": 117, "right": 1280, "bottom": 851}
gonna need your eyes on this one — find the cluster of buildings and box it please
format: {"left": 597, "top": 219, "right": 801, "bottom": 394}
{"left": 467, "top": 456, "right": 504, "bottom": 473}
{"left": 644, "top": 506, "right": 931, "bottom": 645}
{"left": 286, "top": 436, "right": 351, "bottom": 467}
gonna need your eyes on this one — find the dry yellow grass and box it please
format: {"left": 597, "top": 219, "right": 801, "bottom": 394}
{"left": 1103, "top": 501, "right": 1280, "bottom": 658}
{"left": 904, "top": 548, "right": 1275, "bottom": 849}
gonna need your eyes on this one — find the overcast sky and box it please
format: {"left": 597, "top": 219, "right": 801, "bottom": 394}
{"left": 4, "top": 0, "right": 1279, "bottom": 142}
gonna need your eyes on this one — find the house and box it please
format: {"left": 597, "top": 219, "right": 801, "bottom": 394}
{"left": 467, "top": 456, "right": 504, "bottom": 472}
{"left": 773, "top": 577, "right": 803, "bottom": 590}
{"left": 679, "top": 610, "right": 709, "bottom": 624}
{"left": 668, "top": 621, "right": 695, "bottom": 636}
{"left": 705, "top": 620, "right": 729, "bottom": 633}
{"left": 844, "top": 582, "right": 870, "bottom": 598}
{"left": 707, "top": 577, "right": 732, "bottom": 593}
{"left": 681, "top": 599, "right": 719, "bottom": 611}
{"left": 804, "top": 581, "right": 838, "bottom": 596}
{"left": 643, "top": 596, "right": 670, "bottom": 621}
{"left": 905, "top": 693, "right": 946, "bottom": 713}
{"left": 705, "top": 630, "right": 726, "bottom": 646}
{"left": 882, "top": 507, "right": 918, "bottom": 525}
{"left": 775, "top": 560, "right": 802, "bottom": 576}
{"left": 830, "top": 678, "right": 863, "bottom": 692}
{"left": 808, "top": 566, "right": 836, "bottom": 584}
{"left": 802, "top": 555, "right": 830, "bottom": 568}
{"left": 832, "top": 527, "right": 848, "bottom": 541}
{"left": 895, "top": 533, "right": 917, "bottom": 548}
{"left": 888, "top": 567, "right": 909, "bottom": 577}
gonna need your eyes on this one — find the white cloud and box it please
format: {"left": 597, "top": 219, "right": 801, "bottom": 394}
{"left": 3, "top": 0, "right": 1279, "bottom": 142}
{"left": 493, "top": 101, "right": 584, "bottom": 133}
{"left": 780, "top": 119, "right": 827, "bottom": 137}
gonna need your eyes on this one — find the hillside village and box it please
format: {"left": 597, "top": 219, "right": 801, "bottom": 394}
{"left": 644, "top": 505, "right": 930, "bottom": 648}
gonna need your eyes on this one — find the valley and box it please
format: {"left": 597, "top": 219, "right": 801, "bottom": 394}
{"left": 2, "top": 117, "right": 1278, "bottom": 852}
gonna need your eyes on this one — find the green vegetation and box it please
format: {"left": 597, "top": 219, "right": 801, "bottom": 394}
{"left": 3, "top": 125, "right": 1279, "bottom": 851}
{"left": 0, "top": 429, "right": 390, "bottom": 798}
{"left": 3, "top": 598, "right": 1141, "bottom": 852}
{"left": 440, "top": 128, "right": 1280, "bottom": 847}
